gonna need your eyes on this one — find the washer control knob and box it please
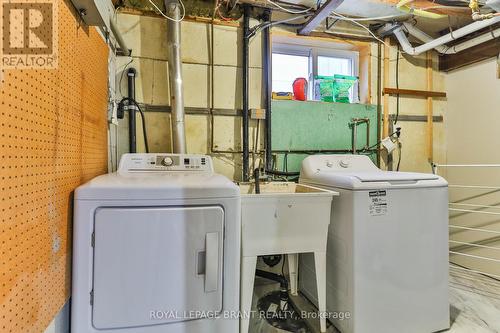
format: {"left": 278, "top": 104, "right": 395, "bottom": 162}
{"left": 162, "top": 156, "right": 174, "bottom": 166}
{"left": 339, "top": 159, "right": 350, "bottom": 168}
{"left": 326, "top": 161, "right": 333, "bottom": 168}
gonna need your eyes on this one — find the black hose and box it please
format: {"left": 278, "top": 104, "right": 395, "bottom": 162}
{"left": 137, "top": 108, "right": 150, "bottom": 153}
{"left": 127, "top": 68, "right": 137, "bottom": 153}
{"left": 262, "top": 255, "right": 282, "bottom": 267}
{"left": 265, "top": 169, "right": 300, "bottom": 177}
{"left": 254, "top": 168, "right": 261, "bottom": 194}
{"left": 118, "top": 97, "right": 150, "bottom": 153}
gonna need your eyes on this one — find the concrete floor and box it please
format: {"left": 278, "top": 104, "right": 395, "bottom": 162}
{"left": 250, "top": 264, "right": 500, "bottom": 333}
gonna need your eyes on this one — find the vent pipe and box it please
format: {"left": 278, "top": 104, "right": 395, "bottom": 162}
{"left": 165, "top": 0, "right": 187, "bottom": 153}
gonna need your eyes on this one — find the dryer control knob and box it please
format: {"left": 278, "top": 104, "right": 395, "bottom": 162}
{"left": 162, "top": 157, "right": 174, "bottom": 166}
{"left": 339, "top": 159, "right": 350, "bottom": 168}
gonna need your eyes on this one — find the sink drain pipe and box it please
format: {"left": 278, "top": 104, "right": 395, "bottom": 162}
{"left": 262, "top": 9, "right": 273, "bottom": 173}
{"left": 242, "top": 5, "right": 251, "bottom": 181}
{"left": 255, "top": 269, "right": 290, "bottom": 311}
{"left": 261, "top": 11, "right": 300, "bottom": 178}
{"left": 243, "top": 9, "right": 300, "bottom": 179}
{"left": 127, "top": 68, "right": 137, "bottom": 153}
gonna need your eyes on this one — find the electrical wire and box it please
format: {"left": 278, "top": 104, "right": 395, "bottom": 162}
{"left": 118, "top": 97, "right": 150, "bottom": 153}
{"left": 267, "top": 0, "right": 313, "bottom": 14}
{"left": 247, "top": 14, "right": 311, "bottom": 38}
{"left": 397, "top": 142, "right": 402, "bottom": 171}
{"left": 214, "top": 0, "right": 237, "bottom": 21}
{"left": 137, "top": 108, "right": 150, "bottom": 153}
{"left": 330, "top": 11, "right": 393, "bottom": 48}
{"left": 328, "top": 13, "right": 409, "bottom": 21}
{"left": 148, "top": 0, "right": 185, "bottom": 22}
{"left": 329, "top": 11, "right": 411, "bottom": 55}
{"left": 363, "top": 129, "right": 401, "bottom": 151}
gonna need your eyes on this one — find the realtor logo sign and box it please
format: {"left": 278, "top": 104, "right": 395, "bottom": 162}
{"left": 1, "top": 0, "right": 58, "bottom": 69}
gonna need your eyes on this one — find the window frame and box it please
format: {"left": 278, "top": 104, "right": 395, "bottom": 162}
{"left": 272, "top": 42, "right": 359, "bottom": 102}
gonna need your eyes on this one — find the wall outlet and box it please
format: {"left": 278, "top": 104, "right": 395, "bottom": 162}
{"left": 251, "top": 108, "right": 266, "bottom": 120}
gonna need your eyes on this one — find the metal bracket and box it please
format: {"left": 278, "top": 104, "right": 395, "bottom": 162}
{"left": 298, "top": 0, "right": 345, "bottom": 35}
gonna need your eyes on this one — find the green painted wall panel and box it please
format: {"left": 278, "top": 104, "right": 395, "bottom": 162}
{"left": 271, "top": 100, "right": 378, "bottom": 173}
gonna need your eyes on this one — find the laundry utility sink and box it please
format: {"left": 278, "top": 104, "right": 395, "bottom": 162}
{"left": 239, "top": 182, "right": 337, "bottom": 256}
{"left": 238, "top": 182, "right": 338, "bottom": 333}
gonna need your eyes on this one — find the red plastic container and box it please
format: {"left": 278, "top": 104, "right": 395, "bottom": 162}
{"left": 293, "top": 78, "right": 308, "bottom": 101}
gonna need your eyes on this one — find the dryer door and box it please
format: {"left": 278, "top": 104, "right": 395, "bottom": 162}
{"left": 92, "top": 206, "right": 224, "bottom": 329}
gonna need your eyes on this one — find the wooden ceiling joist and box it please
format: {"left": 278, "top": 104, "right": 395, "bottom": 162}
{"left": 439, "top": 38, "right": 500, "bottom": 72}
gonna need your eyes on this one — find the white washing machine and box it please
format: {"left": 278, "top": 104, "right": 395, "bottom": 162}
{"left": 299, "top": 155, "right": 449, "bottom": 333}
{"left": 71, "top": 153, "right": 240, "bottom": 333}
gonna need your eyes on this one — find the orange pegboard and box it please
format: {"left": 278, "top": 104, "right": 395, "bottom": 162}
{"left": 0, "top": 0, "right": 109, "bottom": 331}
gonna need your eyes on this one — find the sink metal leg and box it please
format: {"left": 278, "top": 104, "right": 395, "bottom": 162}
{"left": 240, "top": 256, "right": 257, "bottom": 333}
{"left": 287, "top": 253, "right": 299, "bottom": 296}
{"left": 314, "top": 251, "right": 327, "bottom": 333}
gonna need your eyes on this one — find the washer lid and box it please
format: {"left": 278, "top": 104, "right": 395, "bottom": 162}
{"left": 75, "top": 172, "right": 239, "bottom": 200}
{"left": 300, "top": 155, "right": 447, "bottom": 190}
{"left": 301, "top": 171, "right": 447, "bottom": 190}
{"left": 351, "top": 171, "right": 439, "bottom": 182}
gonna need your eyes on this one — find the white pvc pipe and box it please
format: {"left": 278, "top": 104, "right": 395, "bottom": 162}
{"left": 403, "top": 22, "right": 500, "bottom": 54}
{"left": 392, "top": 16, "right": 500, "bottom": 55}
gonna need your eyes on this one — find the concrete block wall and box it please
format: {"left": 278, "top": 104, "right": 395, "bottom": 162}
{"left": 113, "top": 13, "right": 264, "bottom": 180}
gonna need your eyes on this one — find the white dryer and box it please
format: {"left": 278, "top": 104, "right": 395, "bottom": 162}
{"left": 71, "top": 153, "right": 240, "bottom": 333}
{"left": 299, "top": 155, "right": 449, "bottom": 333}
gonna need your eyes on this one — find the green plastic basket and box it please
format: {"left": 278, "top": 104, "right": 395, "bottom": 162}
{"left": 314, "top": 74, "right": 358, "bottom": 103}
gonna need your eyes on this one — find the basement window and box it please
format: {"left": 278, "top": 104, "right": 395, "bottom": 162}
{"left": 272, "top": 53, "right": 310, "bottom": 93}
{"left": 272, "top": 42, "right": 359, "bottom": 102}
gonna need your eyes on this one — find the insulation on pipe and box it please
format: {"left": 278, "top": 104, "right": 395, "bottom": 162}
{"left": 396, "top": 0, "right": 446, "bottom": 19}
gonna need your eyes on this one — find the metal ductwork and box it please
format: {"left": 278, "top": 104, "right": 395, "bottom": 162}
{"left": 165, "top": 0, "right": 187, "bottom": 154}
